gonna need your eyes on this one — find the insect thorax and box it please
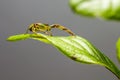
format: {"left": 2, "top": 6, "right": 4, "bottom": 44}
{"left": 29, "top": 23, "right": 51, "bottom": 32}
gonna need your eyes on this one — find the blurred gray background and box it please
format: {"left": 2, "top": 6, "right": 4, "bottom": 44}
{"left": 0, "top": 0, "right": 120, "bottom": 80}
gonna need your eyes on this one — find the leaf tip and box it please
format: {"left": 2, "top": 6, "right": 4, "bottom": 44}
{"left": 7, "top": 34, "right": 30, "bottom": 42}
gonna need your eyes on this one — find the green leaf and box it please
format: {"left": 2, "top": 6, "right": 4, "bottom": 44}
{"left": 7, "top": 33, "right": 120, "bottom": 78}
{"left": 7, "top": 34, "right": 30, "bottom": 41}
{"left": 69, "top": 0, "right": 120, "bottom": 20}
{"left": 7, "top": 34, "right": 50, "bottom": 44}
{"left": 116, "top": 38, "right": 120, "bottom": 62}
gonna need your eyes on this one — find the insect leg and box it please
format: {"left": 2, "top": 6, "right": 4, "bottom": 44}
{"left": 47, "top": 31, "right": 52, "bottom": 36}
{"left": 25, "top": 28, "right": 29, "bottom": 33}
{"left": 43, "top": 31, "right": 52, "bottom": 36}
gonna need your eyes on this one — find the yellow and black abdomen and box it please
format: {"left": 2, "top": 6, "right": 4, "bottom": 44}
{"left": 50, "top": 24, "right": 75, "bottom": 36}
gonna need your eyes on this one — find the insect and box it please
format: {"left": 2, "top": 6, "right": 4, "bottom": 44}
{"left": 26, "top": 23, "right": 75, "bottom": 36}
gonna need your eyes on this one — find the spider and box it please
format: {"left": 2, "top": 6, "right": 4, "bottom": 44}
{"left": 26, "top": 23, "right": 75, "bottom": 36}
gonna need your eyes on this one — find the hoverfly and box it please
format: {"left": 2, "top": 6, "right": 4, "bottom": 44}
{"left": 26, "top": 23, "right": 75, "bottom": 36}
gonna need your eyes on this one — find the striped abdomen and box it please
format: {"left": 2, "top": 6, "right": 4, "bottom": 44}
{"left": 50, "top": 24, "right": 75, "bottom": 36}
